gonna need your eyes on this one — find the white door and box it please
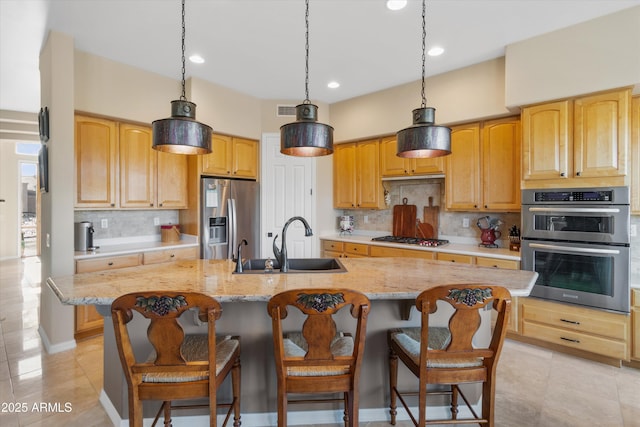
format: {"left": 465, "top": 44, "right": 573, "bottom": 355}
{"left": 260, "top": 133, "right": 316, "bottom": 259}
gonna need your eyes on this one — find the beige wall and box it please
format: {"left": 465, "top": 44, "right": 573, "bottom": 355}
{"left": 39, "top": 31, "right": 76, "bottom": 350}
{"left": 330, "top": 57, "right": 511, "bottom": 142}
{"left": 505, "top": 6, "right": 640, "bottom": 107}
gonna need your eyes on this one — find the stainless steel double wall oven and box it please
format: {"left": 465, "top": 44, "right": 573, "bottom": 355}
{"left": 521, "top": 187, "right": 630, "bottom": 313}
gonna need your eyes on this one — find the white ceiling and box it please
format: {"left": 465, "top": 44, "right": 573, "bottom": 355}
{"left": 1, "top": 0, "right": 639, "bottom": 114}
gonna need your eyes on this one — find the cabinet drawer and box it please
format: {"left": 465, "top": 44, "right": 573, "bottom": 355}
{"left": 521, "top": 298, "right": 629, "bottom": 340}
{"left": 521, "top": 320, "right": 628, "bottom": 360}
{"left": 76, "top": 253, "right": 141, "bottom": 273}
{"left": 476, "top": 256, "right": 519, "bottom": 270}
{"left": 344, "top": 243, "right": 369, "bottom": 257}
{"left": 370, "top": 246, "right": 434, "bottom": 259}
{"left": 436, "top": 252, "right": 474, "bottom": 264}
{"left": 323, "top": 250, "right": 343, "bottom": 258}
{"left": 322, "top": 240, "right": 344, "bottom": 253}
{"left": 143, "top": 247, "right": 198, "bottom": 265}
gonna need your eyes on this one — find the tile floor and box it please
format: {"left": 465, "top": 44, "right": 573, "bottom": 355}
{"left": 1, "top": 257, "right": 639, "bottom": 426}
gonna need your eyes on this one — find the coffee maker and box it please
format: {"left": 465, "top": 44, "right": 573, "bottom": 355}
{"left": 74, "top": 221, "right": 96, "bottom": 251}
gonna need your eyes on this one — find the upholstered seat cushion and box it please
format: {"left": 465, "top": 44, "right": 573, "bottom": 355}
{"left": 142, "top": 335, "right": 239, "bottom": 383}
{"left": 282, "top": 332, "right": 352, "bottom": 377}
{"left": 391, "top": 327, "right": 483, "bottom": 368}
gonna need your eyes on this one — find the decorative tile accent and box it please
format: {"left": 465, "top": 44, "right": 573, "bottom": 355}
{"left": 135, "top": 295, "right": 187, "bottom": 316}
{"left": 296, "top": 292, "right": 345, "bottom": 312}
{"left": 446, "top": 288, "right": 493, "bottom": 306}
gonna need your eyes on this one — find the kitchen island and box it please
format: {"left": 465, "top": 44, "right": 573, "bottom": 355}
{"left": 48, "top": 257, "right": 537, "bottom": 426}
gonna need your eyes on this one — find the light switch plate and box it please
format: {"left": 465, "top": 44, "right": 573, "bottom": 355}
{"left": 631, "top": 224, "right": 637, "bottom": 237}
{"left": 101, "top": 219, "right": 108, "bottom": 228}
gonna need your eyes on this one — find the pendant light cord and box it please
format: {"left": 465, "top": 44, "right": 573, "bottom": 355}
{"left": 420, "top": 0, "right": 426, "bottom": 108}
{"left": 303, "top": 0, "right": 311, "bottom": 104}
{"left": 180, "top": 0, "right": 187, "bottom": 101}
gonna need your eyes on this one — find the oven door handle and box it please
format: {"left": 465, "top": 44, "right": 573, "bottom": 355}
{"left": 528, "top": 242, "right": 621, "bottom": 255}
{"left": 527, "top": 207, "right": 620, "bottom": 214}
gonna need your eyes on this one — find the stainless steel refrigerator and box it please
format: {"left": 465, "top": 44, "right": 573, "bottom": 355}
{"left": 200, "top": 177, "right": 260, "bottom": 260}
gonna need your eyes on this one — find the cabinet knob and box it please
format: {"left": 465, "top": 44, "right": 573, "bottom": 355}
{"left": 170, "top": 254, "right": 175, "bottom": 258}
{"left": 484, "top": 205, "right": 488, "bottom": 209}
{"left": 560, "top": 172, "right": 566, "bottom": 177}
{"left": 159, "top": 203, "right": 163, "bottom": 207}
{"left": 108, "top": 262, "right": 114, "bottom": 266}
{"left": 576, "top": 171, "right": 581, "bottom": 177}
{"left": 150, "top": 203, "right": 153, "bottom": 207}
{"left": 110, "top": 203, "right": 115, "bottom": 207}
{"left": 450, "top": 260, "right": 456, "bottom": 263}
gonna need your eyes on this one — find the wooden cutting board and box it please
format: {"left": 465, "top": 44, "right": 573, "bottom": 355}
{"left": 423, "top": 197, "right": 439, "bottom": 238}
{"left": 416, "top": 221, "right": 434, "bottom": 239}
{"left": 393, "top": 198, "right": 417, "bottom": 237}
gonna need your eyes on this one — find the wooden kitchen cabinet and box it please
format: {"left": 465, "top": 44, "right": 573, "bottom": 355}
{"left": 156, "top": 150, "right": 189, "bottom": 208}
{"left": 202, "top": 134, "right": 258, "bottom": 179}
{"left": 74, "top": 253, "right": 142, "bottom": 339}
{"left": 333, "top": 140, "right": 384, "bottom": 209}
{"left": 435, "top": 252, "right": 474, "bottom": 264}
{"left": 380, "top": 136, "right": 444, "bottom": 177}
{"left": 445, "top": 117, "right": 520, "bottom": 212}
{"left": 142, "top": 246, "right": 198, "bottom": 265}
{"left": 631, "top": 96, "right": 640, "bottom": 214}
{"left": 321, "top": 240, "right": 369, "bottom": 258}
{"left": 522, "top": 88, "right": 631, "bottom": 188}
{"left": 75, "top": 115, "right": 118, "bottom": 208}
{"left": 119, "top": 123, "right": 155, "bottom": 208}
{"left": 519, "top": 297, "right": 630, "bottom": 362}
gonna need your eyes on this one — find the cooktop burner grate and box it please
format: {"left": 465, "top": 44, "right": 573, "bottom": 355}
{"left": 371, "top": 236, "right": 449, "bottom": 247}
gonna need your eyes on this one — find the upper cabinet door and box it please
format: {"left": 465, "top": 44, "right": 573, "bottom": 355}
{"left": 521, "top": 100, "right": 571, "bottom": 181}
{"left": 356, "top": 139, "right": 382, "bottom": 208}
{"left": 482, "top": 117, "right": 521, "bottom": 211}
{"left": 75, "top": 115, "right": 118, "bottom": 208}
{"left": 446, "top": 123, "right": 481, "bottom": 210}
{"left": 333, "top": 143, "right": 357, "bottom": 209}
{"left": 202, "top": 134, "right": 233, "bottom": 176}
{"left": 380, "top": 136, "right": 409, "bottom": 177}
{"left": 157, "top": 151, "right": 188, "bottom": 208}
{"left": 119, "top": 123, "right": 155, "bottom": 208}
{"left": 573, "top": 89, "right": 630, "bottom": 178}
{"left": 232, "top": 137, "right": 258, "bottom": 178}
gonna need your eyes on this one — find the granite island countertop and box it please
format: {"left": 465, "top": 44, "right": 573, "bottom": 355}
{"left": 47, "top": 257, "right": 538, "bottom": 306}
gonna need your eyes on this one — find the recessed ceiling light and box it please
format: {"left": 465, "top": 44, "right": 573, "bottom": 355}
{"left": 189, "top": 54, "right": 205, "bottom": 64}
{"left": 427, "top": 46, "right": 444, "bottom": 56}
{"left": 327, "top": 81, "right": 340, "bottom": 89}
{"left": 386, "top": 0, "right": 407, "bottom": 11}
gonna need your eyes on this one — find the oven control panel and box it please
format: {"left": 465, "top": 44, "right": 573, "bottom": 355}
{"left": 534, "top": 190, "right": 611, "bottom": 202}
{"left": 523, "top": 187, "right": 629, "bottom": 205}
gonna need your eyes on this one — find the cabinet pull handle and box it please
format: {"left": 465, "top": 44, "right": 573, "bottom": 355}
{"left": 560, "top": 318, "right": 580, "bottom": 325}
{"left": 560, "top": 337, "right": 580, "bottom": 344}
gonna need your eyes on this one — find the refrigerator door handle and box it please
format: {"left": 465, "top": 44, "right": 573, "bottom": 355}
{"left": 228, "top": 198, "right": 237, "bottom": 259}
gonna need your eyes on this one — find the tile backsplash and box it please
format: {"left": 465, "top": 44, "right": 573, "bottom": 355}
{"left": 74, "top": 210, "right": 180, "bottom": 240}
{"left": 337, "top": 178, "right": 520, "bottom": 246}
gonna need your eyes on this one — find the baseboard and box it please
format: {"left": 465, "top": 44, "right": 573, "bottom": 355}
{"left": 97, "top": 392, "right": 480, "bottom": 427}
{"left": 38, "top": 325, "right": 76, "bottom": 354}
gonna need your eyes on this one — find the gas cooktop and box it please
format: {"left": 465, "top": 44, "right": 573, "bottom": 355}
{"left": 371, "top": 236, "right": 449, "bottom": 247}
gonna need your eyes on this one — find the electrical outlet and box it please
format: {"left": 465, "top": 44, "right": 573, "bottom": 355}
{"left": 101, "top": 219, "right": 108, "bottom": 228}
{"left": 631, "top": 224, "right": 637, "bottom": 237}
{"left": 462, "top": 218, "right": 470, "bottom": 228}
{"left": 364, "top": 215, "right": 369, "bottom": 224}
{"left": 46, "top": 233, "right": 50, "bottom": 248}
{"left": 154, "top": 217, "right": 160, "bottom": 226}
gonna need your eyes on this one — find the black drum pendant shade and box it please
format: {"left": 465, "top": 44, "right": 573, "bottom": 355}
{"left": 397, "top": 107, "right": 450, "bottom": 158}
{"left": 153, "top": 100, "right": 212, "bottom": 155}
{"left": 397, "top": 0, "right": 451, "bottom": 159}
{"left": 281, "top": 103, "right": 333, "bottom": 157}
{"left": 281, "top": 0, "right": 333, "bottom": 157}
{"left": 152, "top": 0, "right": 212, "bottom": 155}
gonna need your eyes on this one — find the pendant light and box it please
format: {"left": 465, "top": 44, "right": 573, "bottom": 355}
{"left": 280, "top": 0, "right": 334, "bottom": 157}
{"left": 396, "top": 0, "right": 451, "bottom": 158}
{"left": 152, "top": 0, "right": 212, "bottom": 155}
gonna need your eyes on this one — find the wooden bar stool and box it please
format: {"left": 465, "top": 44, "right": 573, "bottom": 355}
{"left": 388, "top": 284, "right": 511, "bottom": 426}
{"left": 267, "top": 288, "right": 370, "bottom": 427}
{"left": 111, "top": 291, "right": 241, "bottom": 427}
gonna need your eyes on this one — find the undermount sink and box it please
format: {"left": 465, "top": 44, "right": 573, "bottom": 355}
{"left": 235, "top": 257, "right": 347, "bottom": 274}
